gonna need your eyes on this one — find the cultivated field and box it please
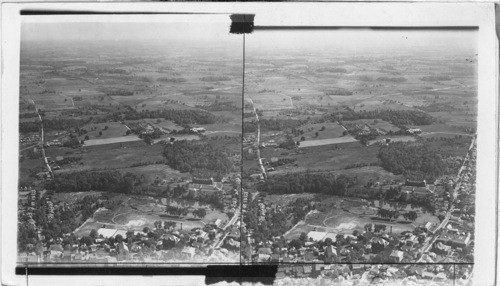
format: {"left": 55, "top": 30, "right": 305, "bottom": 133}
{"left": 83, "top": 135, "right": 142, "bottom": 147}
{"left": 298, "top": 136, "right": 358, "bottom": 148}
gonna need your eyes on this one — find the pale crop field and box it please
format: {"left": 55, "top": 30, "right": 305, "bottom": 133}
{"left": 298, "top": 136, "right": 358, "bottom": 148}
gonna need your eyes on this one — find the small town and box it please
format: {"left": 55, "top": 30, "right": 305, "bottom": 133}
{"left": 15, "top": 17, "right": 481, "bottom": 286}
{"left": 18, "top": 176, "right": 244, "bottom": 264}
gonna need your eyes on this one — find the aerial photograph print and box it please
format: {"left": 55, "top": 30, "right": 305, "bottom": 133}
{"left": 14, "top": 13, "right": 481, "bottom": 286}
{"left": 17, "top": 16, "right": 244, "bottom": 265}
{"left": 241, "top": 28, "right": 477, "bottom": 285}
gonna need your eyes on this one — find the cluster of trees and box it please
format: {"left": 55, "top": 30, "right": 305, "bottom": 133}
{"left": 165, "top": 206, "right": 207, "bottom": 218}
{"left": 269, "top": 158, "right": 297, "bottom": 168}
{"left": 420, "top": 75, "right": 452, "bottom": 81}
{"left": 45, "top": 170, "right": 143, "bottom": 193}
{"left": 243, "top": 112, "right": 254, "bottom": 118}
{"left": 358, "top": 75, "right": 373, "bottom": 82}
{"left": 364, "top": 223, "right": 388, "bottom": 233}
{"left": 96, "top": 68, "right": 129, "bottom": 74}
{"left": 153, "top": 220, "right": 177, "bottom": 230}
{"left": 316, "top": 67, "right": 347, "bottom": 73}
{"left": 19, "top": 118, "right": 89, "bottom": 133}
{"left": 278, "top": 138, "right": 298, "bottom": 150}
{"left": 257, "top": 172, "right": 358, "bottom": 196}
{"left": 18, "top": 194, "right": 102, "bottom": 252}
{"left": 378, "top": 142, "right": 448, "bottom": 181}
{"left": 196, "top": 191, "right": 225, "bottom": 210}
{"left": 377, "top": 208, "right": 418, "bottom": 222}
{"left": 199, "top": 76, "right": 231, "bottom": 81}
{"left": 20, "top": 113, "right": 38, "bottom": 119}
{"left": 165, "top": 205, "right": 189, "bottom": 217}
{"left": 244, "top": 196, "right": 316, "bottom": 242}
{"left": 19, "top": 120, "right": 41, "bottom": 133}
{"left": 138, "top": 129, "right": 163, "bottom": 144}
{"left": 62, "top": 136, "right": 82, "bottom": 148}
{"left": 192, "top": 208, "right": 207, "bottom": 218}
{"left": 57, "top": 156, "right": 82, "bottom": 166}
{"left": 156, "top": 77, "right": 187, "bottom": 83}
{"left": 244, "top": 207, "right": 289, "bottom": 242}
{"left": 334, "top": 107, "right": 435, "bottom": 127}
{"left": 44, "top": 118, "right": 91, "bottom": 132}
{"left": 324, "top": 88, "right": 353, "bottom": 96}
{"left": 97, "top": 87, "right": 134, "bottom": 96}
{"left": 376, "top": 208, "right": 417, "bottom": 221}
{"left": 108, "top": 107, "right": 223, "bottom": 126}
{"left": 196, "top": 101, "right": 238, "bottom": 112}
{"left": 419, "top": 103, "right": 457, "bottom": 112}
{"left": 169, "top": 127, "right": 198, "bottom": 135}
{"left": 162, "top": 140, "right": 233, "bottom": 176}
{"left": 355, "top": 131, "right": 379, "bottom": 145}
{"left": 377, "top": 76, "right": 407, "bottom": 82}
{"left": 243, "top": 118, "right": 306, "bottom": 133}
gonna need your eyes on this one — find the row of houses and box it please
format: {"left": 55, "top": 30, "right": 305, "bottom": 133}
{"left": 20, "top": 134, "right": 40, "bottom": 144}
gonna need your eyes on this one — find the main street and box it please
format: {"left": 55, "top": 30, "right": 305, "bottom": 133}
{"left": 418, "top": 135, "right": 476, "bottom": 258}
{"left": 210, "top": 208, "right": 241, "bottom": 251}
{"left": 246, "top": 97, "right": 267, "bottom": 180}
{"left": 31, "top": 99, "right": 53, "bottom": 178}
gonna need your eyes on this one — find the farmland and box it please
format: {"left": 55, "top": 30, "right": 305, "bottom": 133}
{"left": 18, "top": 27, "right": 244, "bottom": 264}
{"left": 241, "top": 29, "right": 477, "bottom": 268}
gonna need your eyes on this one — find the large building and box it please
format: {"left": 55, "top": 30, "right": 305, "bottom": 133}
{"left": 401, "top": 179, "right": 435, "bottom": 199}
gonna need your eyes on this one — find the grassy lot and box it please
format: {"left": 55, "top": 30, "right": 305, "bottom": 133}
{"left": 293, "top": 122, "right": 345, "bottom": 141}
{"left": 363, "top": 119, "right": 400, "bottom": 132}
{"left": 142, "top": 118, "right": 184, "bottom": 131}
{"left": 18, "top": 156, "right": 47, "bottom": 182}
{"left": 49, "top": 142, "right": 164, "bottom": 172}
{"left": 53, "top": 191, "right": 103, "bottom": 204}
{"left": 247, "top": 93, "right": 294, "bottom": 110}
{"left": 115, "top": 164, "right": 188, "bottom": 184}
{"left": 367, "top": 136, "right": 416, "bottom": 146}
{"left": 267, "top": 143, "right": 379, "bottom": 174}
{"left": 32, "top": 94, "right": 76, "bottom": 111}
{"left": 79, "top": 121, "right": 130, "bottom": 140}
{"left": 263, "top": 193, "right": 316, "bottom": 206}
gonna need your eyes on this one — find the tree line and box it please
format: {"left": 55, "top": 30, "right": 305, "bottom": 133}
{"left": 243, "top": 118, "right": 306, "bottom": 133}
{"left": 377, "top": 142, "right": 448, "bottom": 181}
{"left": 330, "top": 107, "right": 435, "bottom": 127}
{"left": 196, "top": 101, "right": 239, "bottom": 112}
{"left": 45, "top": 170, "right": 142, "bottom": 193}
{"left": 256, "top": 172, "right": 358, "bottom": 196}
{"left": 107, "top": 107, "right": 225, "bottom": 126}
{"left": 19, "top": 118, "right": 91, "bottom": 133}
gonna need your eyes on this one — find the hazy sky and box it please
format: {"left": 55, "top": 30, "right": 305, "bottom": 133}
{"left": 21, "top": 17, "right": 476, "bottom": 56}
{"left": 21, "top": 18, "right": 238, "bottom": 44}
{"left": 246, "top": 29, "right": 477, "bottom": 55}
